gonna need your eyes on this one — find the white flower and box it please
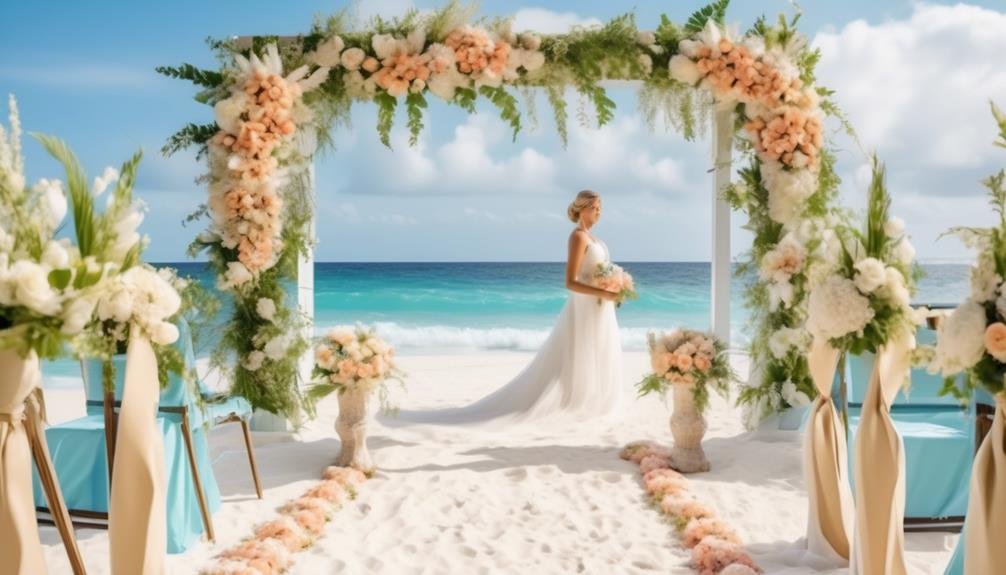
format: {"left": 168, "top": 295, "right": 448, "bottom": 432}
{"left": 150, "top": 321, "right": 179, "bottom": 345}
{"left": 214, "top": 95, "right": 247, "bottom": 135}
{"left": 340, "top": 47, "right": 366, "bottom": 71}
{"left": 263, "top": 335, "right": 288, "bottom": 361}
{"left": 995, "top": 287, "right": 1006, "bottom": 320}
{"left": 970, "top": 254, "right": 1001, "bottom": 303}
{"left": 42, "top": 240, "right": 70, "bottom": 269}
{"left": 761, "top": 162, "right": 817, "bottom": 225}
{"left": 520, "top": 33, "right": 542, "bottom": 51}
{"left": 668, "top": 55, "right": 702, "bottom": 85}
{"left": 61, "top": 295, "right": 97, "bottom": 335}
{"left": 933, "top": 299, "right": 987, "bottom": 375}
{"left": 97, "top": 290, "right": 134, "bottom": 323}
{"left": 256, "top": 297, "right": 277, "bottom": 322}
{"left": 92, "top": 166, "right": 119, "bottom": 197}
{"left": 769, "top": 327, "right": 809, "bottom": 360}
{"left": 853, "top": 257, "right": 887, "bottom": 294}
{"left": 220, "top": 261, "right": 254, "bottom": 290}
{"left": 893, "top": 238, "right": 916, "bottom": 265}
{"left": 877, "top": 266, "right": 911, "bottom": 307}
{"left": 638, "top": 54, "right": 653, "bottom": 75}
{"left": 807, "top": 275, "right": 875, "bottom": 341}
{"left": 306, "top": 35, "right": 344, "bottom": 67}
{"left": 636, "top": 31, "right": 656, "bottom": 46}
{"left": 9, "top": 260, "right": 61, "bottom": 316}
{"left": 427, "top": 67, "right": 469, "bottom": 101}
{"left": 760, "top": 234, "right": 805, "bottom": 283}
{"left": 244, "top": 350, "right": 266, "bottom": 372}
{"left": 781, "top": 380, "right": 811, "bottom": 407}
{"left": 110, "top": 207, "right": 144, "bottom": 261}
{"left": 767, "top": 280, "right": 795, "bottom": 311}
{"left": 884, "top": 216, "right": 906, "bottom": 238}
{"left": 35, "top": 179, "right": 67, "bottom": 229}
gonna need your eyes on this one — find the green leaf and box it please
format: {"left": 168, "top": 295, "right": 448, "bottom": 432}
{"left": 33, "top": 133, "right": 96, "bottom": 257}
{"left": 478, "top": 85, "right": 521, "bottom": 141}
{"left": 452, "top": 87, "right": 477, "bottom": 114}
{"left": 405, "top": 91, "right": 428, "bottom": 147}
{"left": 375, "top": 92, "right": 398, "bottom": 149}
{"left": 162, "top": 123, "right": 218, "bottom": 157}
{"left": 685, "top": 0, "right": 731, "bottom": 34}
{"left": 155, "top": 64, "right": 224, "bottom": 88}
{"left": 47, "top": 268, "right": 72, "bottom": 290}
{"left": 545, "top": 84, "right": 569, "bottom": 147}
{"left": 993, "top": 101, "right": 1006, "bottom": 149}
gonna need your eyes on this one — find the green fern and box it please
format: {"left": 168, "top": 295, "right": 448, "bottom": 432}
{"left": 478, "top": 85, "right": 521, "bottom": 141}
{"left": 685, "top": 0, "right": 730, "bottom": 34}
{"left": 162, "top": 123, "right": 218, "bottom": 156}
{"left": 993, "top": 101, "right": 1006, "bottom": 148}
{"left": 405, "top": 92, "right": 428, "bottom": 146}
{"left": 375, "top": 92, "right": 397, "bottom": 148}
{"left": 155, "top": 64, "right": 224, "bottom": 88}
{"left": 545, "top": 84, "right": 569, "bottom": 147}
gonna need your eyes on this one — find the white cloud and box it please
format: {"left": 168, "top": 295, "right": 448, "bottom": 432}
{"left": 813, "top": 3, "right": 1006, "bottom": 169}
{"left": 0, "top": 64, "right": 155, "bottom": 89}
{"left": 511, "top": 8, "right": 603, "bottom": 34}
{"left": 356, "top": 0, "right": 414, "bottom": 23}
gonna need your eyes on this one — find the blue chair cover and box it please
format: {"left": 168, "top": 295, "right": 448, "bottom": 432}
{"left": 33, "top": 318, "right": 221, "bottom": 553}
{"left": 840, "top": 327, "right": 977, "bottom": 521}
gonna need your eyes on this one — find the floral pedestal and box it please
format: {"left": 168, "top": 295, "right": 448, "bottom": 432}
{"left": 669, "top": 382, "right": 710, "bottom": 473}
{"left": 335, "top": 388, "right": 373, "bottom": 473}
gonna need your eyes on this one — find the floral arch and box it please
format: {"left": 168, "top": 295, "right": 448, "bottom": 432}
{"left": 161, "top": 0, "right": 847, "bottom": 425}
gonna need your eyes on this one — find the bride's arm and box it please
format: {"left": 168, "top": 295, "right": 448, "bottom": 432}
{"left": 565, "top": 231, "right": 618, "bottom": 300}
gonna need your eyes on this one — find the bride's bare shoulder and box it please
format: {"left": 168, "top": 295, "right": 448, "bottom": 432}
{"left": 569, "top": 228, "right": 589, "bottom": 243}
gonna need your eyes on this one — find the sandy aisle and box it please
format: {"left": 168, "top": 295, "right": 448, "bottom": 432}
{"left": 38, "top": 352, "right": 957, "bottom": 574}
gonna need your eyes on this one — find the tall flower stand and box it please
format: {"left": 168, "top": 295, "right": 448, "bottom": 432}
{"left": 335, "top": 388, "right": 374, "bottom": 473}
{"left": 669, "top": 382, "right": 711, "bottom": 473}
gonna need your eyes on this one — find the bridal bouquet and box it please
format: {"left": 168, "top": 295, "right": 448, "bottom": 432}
{"left": 927, "top": 103, "right": 1006, "bottom": 399}
{"left": 308, "top": 326, "right": 404, "bottom": 411}
{"left": 593, "top": 262, "right": 638, "bottom": 307}
{"left": 806, "top": 157, "right": 922, "bottom": 363}
{"left": 637, "top": 329, "right": 734, "bottom": 414}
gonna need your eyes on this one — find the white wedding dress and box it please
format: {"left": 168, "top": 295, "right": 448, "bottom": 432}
{"left": 392, "top": 237, "right": 624, "bottom": 425}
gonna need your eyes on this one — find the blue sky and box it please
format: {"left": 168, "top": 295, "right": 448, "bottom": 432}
{"left": 3, "top": 1, "right": 1005, "bottom": 262}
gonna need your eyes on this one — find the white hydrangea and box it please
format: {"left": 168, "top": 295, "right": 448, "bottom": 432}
{"left": 877, "top": 266, "right": 911, "bottom": 307}
{"left": 932, "top": 299, "right": 988, "bottom": 375}
{"left": 35, "top": 178, "right": 67, "bottom": 230}
{"left": 893, "top": 238, "right": 916, "bottom": 265}
{"left": 256, "top": 297, "right": 277, "bottom": 322}
{"left": 61, "top": 295, "right": 98, "bottom": 335}
{"left": 263, "top": 334, "right": 289, "bottom": 361}
{"left": 807, "top": 275, "right": 875, "bottom": 341}
{"left": 768, "top": 327, "right": 809, "bottom": 360}
{"left": 970, "top": 254, "right": 1001, "bottom": 303}
{"left": 853, "top": 257, "right": 887, "bottom": 294}
{"left": 761, "top": 162, "right": 817, "bottom": 225}
{"left": 884, "top": 216, "right": 906, "bottom": 238}
{"left": 781, "top": 380, "right": 811, "bottom": 407}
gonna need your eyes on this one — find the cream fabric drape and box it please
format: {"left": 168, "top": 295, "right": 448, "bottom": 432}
{"left": 851, "top": 340, "right": 912, "bottom": 575}
{"left": 0, "top": 348, "right": 47, "bottom": 575}
{"left": 803, "top": 340, "right": 854, "bottom": 561}
{"left": 109, "top": 336, "right": 165, "bottom": 575}
{"left": 963, "top": 393, "right": 1006, "bottom": 574}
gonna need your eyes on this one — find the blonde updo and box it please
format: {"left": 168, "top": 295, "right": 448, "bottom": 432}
{"left": 567, "top": 190, "right": 600, "bottom": 223}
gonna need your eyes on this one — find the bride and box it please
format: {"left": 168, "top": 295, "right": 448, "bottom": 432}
{"left": 392, "top": 190, "right": 624, "bottom": 425}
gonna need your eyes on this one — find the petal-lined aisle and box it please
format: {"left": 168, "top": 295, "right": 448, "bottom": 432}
{"left": 37, "top": 352, "right": 955, "bottom": 574}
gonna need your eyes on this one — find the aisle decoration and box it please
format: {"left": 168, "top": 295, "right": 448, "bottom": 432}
{"left": 620, "top": 442, "right": 762, "bottom": 574}
{"left": 806, "top": 157, "right": 921, "bottom": 573}
{"left": 161, "top": 0, "right": 852, "bottom": 424}
{"left": 307, "top": 326, "right": 403, "bottom": 473}
{"left": 201, "top": 466, "right": 368, "bottom": 575}
{"left": 637, "top": 329, "right": 733, "bottom": 472}
{"left": 929, "top": 102, "right": 1006, "bottom": 575}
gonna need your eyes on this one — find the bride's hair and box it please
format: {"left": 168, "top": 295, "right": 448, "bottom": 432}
{"left": 567, "top": 190, "right": 600, "bottom": 223}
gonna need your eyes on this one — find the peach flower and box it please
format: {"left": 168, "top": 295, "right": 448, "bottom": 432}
{"left": 639, "top": 454, "right": 673, "bottom": 474}
{"left": 304, "top": 480, "right": 349, "bottom": 506}
{"left": 660, "top": 494, "right": 715, "bottom": 522}
{"left": 694, "top": 355, "right": 712, "bottom": 373}
{"left": 682, "top": 518, "right": 741, "bottom": 549}
{"left": 984, "top": 322, "right": 1006, "bottom": 362}
{"left": 218, "top": 539, "right": 290, "bottom": 575}
{"left": 323, "top": 466, "right": 368, "bottom": 487}
{"left": 676, "top": 353, "right": 695, "bottom": 372}
{"left": 690, "top": 536, "right": 761, "bottom": 575}
{"left": 253, "top": 517, "right": 311, "bottom": 552}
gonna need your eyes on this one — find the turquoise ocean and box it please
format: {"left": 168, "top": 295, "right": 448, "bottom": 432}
{"left": 41, "top": 262, "right": 971, "bottom": 388}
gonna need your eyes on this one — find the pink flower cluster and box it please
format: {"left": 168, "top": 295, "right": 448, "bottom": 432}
{"left": 648, "top": 329, "right": 719, "bottom": 386}
{"left": 692, "top": 41, "right": 806, "bottom": 111}
{"left": 371, "top": 47, "right": 433, "bottom": 98}
{"left": 314, "top": 326, "right": 396, "bottom": 390}
{"left": 620, "top": 441, "right": 761, "bottom": 575}
{"left": 202, "top": 466, "right": 367, "bottom": 575}
{"left": 445, "top": 25, "right": 510, "bottom": 77}
{"left": 593, "top": 262, "right": 637, "bottom": 306}
{"left": 743, "top": 108, "right": 823, "bottom": 169}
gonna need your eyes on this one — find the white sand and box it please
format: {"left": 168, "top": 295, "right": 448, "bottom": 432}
{"left": 38, "top": 352, "right": 958, "bottom": 574}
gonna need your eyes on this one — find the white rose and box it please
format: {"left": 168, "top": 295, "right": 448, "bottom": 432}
{"left": 61, "top": 296, "right": 97, "bottom": 335}
{"left": 668, "top": 55, "right": 702, "bottom": 85}
{"left": 98, "top": 290, "right": 134, "bottom": 323}
{"left": 10, "top": 260, "right": 61, "bottom": 316}
{"left": 256, "top": 297, "right": 277, "bottom": 321}
{"left": 853, "top": 257, "right": 887, "bottom": 294}
{"left": 340, "top": 47, "right": 366, "bottom": 71}
{"left": 244, "top": 350, "right": 266, "bottom": 372}
{"left": 42, "top": 240, "right": 70, "bottom": 270}
{"left": 762, "top": 163, "right": 817, "bottom": 225}
{"left": 220, "top": 261, "right": 254, "bottom": 290}
{"left": 263, "top": 335, "right": 288, "bottom": 361}
{"left": 151, "top": 321, "right": 179, "bottom": 345}
{"left": 878, "top": 266, "right": 911, "bottom": 307}
{"left": 636, "top": 31, "right": 656, "bottom": 46}
{"left": 781, "top": 380, "right": 811, "bottom": 407}
{"left": 893, "top": 238, "right": 916, "bottom": 265}
{"left": 884, "top": 217, "right": 906, "bottom": 238}
{"left": 36, "top": 179, "right": 67, "bottom": 229}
